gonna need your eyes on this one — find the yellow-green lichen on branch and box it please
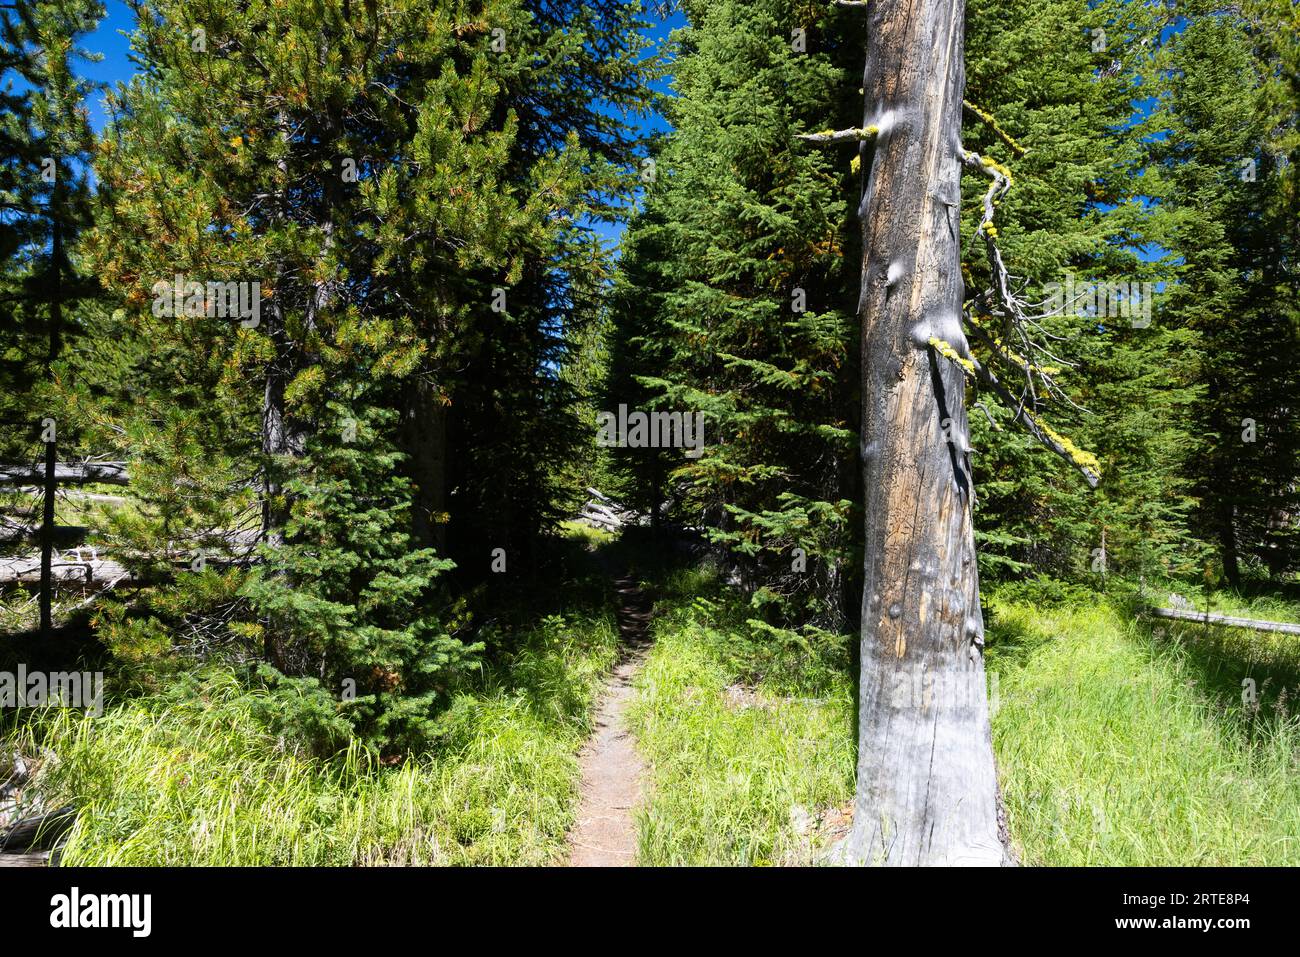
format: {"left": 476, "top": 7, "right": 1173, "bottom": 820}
{"left": 811, "top": 126, "right": 877, "bottom": 139}
{"left": 1026, "top": 410, "right": 1101, "bottom": 476}
{"left": 980, "top": 155, "right": 1014, "bottom": 182}
{"left": 963, "top": 99, "right": 1029, "bottom": 157}
{"left": 928, "top": 336, "right": 977, "bottom": 377}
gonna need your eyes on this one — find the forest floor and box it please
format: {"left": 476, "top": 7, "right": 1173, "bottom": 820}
{"left": 7, "top": 523, "right": 1300, "bottom": 866}
{"left": 568, "top": 576, "right": 653, "bottom": 866}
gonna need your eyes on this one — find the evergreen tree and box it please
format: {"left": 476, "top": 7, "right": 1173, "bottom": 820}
{"left": 1142, "top": 2, "right": 1300, "bottom": 587}
{"left": 962, "top": 0, "right": 1203, "bottom": 585}
{"left": 240, "top": 401, "right": 467, "bottom": 753}
{"left": 0, "top": 0, "right": 104, "bottom": 634}
{"left": 85, "top": 0, "right": 559, "bottom": 743}
{"left": 431, "top": 0, "right": 660, "bottom": 587}
{"left": 84, "top": 0, "right": 659, "bottom": 747}
{"left": 609, "top": 0, "right": 860, "bottom": 636}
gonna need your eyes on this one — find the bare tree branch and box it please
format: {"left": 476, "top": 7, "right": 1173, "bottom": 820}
{"left": 961, "top": 100, "right": 1028, "bottom": 157}
{"left": 968, "top": 354, "right": 1101, "bottom": 488}
{"left": 796, "top": 126, "right": 878, "bottom": 146}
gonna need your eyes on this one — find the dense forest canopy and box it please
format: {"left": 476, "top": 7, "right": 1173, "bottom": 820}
{"left": 1, "top": 0, "right": 1299, "bottom": 870}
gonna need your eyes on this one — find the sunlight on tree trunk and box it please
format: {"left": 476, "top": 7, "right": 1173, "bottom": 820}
{"left": 840, "top": 0, "right": 1007, "bottom": 866}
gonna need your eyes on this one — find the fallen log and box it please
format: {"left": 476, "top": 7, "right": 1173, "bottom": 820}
{"left": 0, "top": 806, "right": 76, "bottom": 853}
{"left": 0, "top": 551, "right": 260, "bottom": 588}
{"left": 586, "top": 487, "right": 616, "bottom": 505}
{"left": 1148, "top": 606, "right": 1300, "bottom": 636}
{"left": 578, "top": 506, "right": 625, "bottom": 527}
{"left": 0, "top": 462, "right": 129, "bottom": 486}
{"left": 0, "top": 524, "right": 89, "bottom": 547}
{"left": 8, "top": 490, "right": 128, "bottom": 506}
{"left": 0, "top": 555, "right": 133, "bottom": 586}
{"left": 583, "top": 503, "right": 623, "bottom": 523}
{"left": 0, "top": 851, "right": 51, "bottom": 867}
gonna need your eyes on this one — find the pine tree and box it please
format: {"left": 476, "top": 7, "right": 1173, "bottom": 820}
{"left": 609, "top": 0, "right": 860, "bottom": 636}
{"left": 961, "top": 0, "right": 1204, "bottom": 585}
{"left": 84, "top": 0, "right": 659, "bottom": 747}
{"left": 429, "top": 0, "right": 660, "bottom": 587}
{"left": 1142, "top": 2, "right": 1300, "bottom": 587}
{"left": 0, "top": 0, "right": 104, "bottom": 634}
{"left": 85, "top": 0, "right": 555, "bottom": 742}
{"left": 240, "top": 401, "right": 467, "bottom": 753}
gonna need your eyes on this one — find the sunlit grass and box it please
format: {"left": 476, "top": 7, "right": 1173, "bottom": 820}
{"left": 555, "top": 519, "right": 616, "bottom": 548}
{"left": 628, "top": 571, "right": 854, "bottom": 866}
{"left": 988, "top": 596, "right": 1300, "bottom": 865}
{"left": 629, "top": 572, "right": 1300, "bottom": 866}
{"left": 5, "top": 608, "right": 618, "bottom": 865}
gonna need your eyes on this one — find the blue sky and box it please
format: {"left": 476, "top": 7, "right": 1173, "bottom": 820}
{"left": 78, "top": 1, "right": 685, "bottom": 249}
{"left": 81, "top": 0, "right": 136, "bottom": 132}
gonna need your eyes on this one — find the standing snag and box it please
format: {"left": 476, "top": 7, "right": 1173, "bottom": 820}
{"left": 838, "top": 0, "right": 1005, "bottom": 866}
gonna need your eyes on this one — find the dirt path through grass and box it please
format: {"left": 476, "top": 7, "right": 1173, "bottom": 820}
{"left": 567, "top": 576, "right": 652, "bottom": 866}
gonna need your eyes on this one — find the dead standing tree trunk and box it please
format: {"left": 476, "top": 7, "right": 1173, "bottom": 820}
{"left": 801, "top": 0, "right": 1099, "bottom": 865}
{"left": 844, "top": 0, "right": 1004, "bottom": 866}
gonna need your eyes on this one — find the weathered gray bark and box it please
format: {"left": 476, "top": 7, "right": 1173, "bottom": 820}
{"left": 1148, "top": 606, "right": 1300, "bottom": 636}
{"left": 842, "top": 0, "right": 1005, "bottom": 866}
{"left": 0, "top": 462, "right": 130, "bottom": 485}
{"left": 1, "top": 553, "right": 132, "bottom": 587}
{"left": 0, "top": 806, "right": 75, "bottom": 852}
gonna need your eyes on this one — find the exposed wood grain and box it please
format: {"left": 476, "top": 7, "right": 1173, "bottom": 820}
{"left": 0, "top": 851, "right": 52, "bottom": 867}
{"left": 838, "top": 0, "right": 1006, "bottom": 866}
{"left": 0, "top": 555, "right": 133, "bottom": 586}
{"left": 1, "top": 806, "right": 76, "bottom": 853}
{"left": 0, "top": 462, "right": 130, "bottom": 485}
{"left": 1149, "top": 607, "right": 1300, "bottom": 636}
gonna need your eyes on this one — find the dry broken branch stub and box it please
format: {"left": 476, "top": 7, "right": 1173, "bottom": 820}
{"left": 796, "top": 126, "right": 878, "bottom": 146}
{"left": 969, "top": 356, "right": 1101, "bottom": 488}
{"left": 956, "top": 147, "right": 1101, "bottom": 485}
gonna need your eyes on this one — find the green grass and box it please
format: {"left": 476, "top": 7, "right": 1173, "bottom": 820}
{"left": 628, "top": 571, "right": 855, "bottom": 865}
{"left": 5, "top": 609, "right": 618, "bottom": 865}
{"left": 556, "top": 519, "right": 616, "bottom": 548}
{"left": 12, "top": 528, "right": 1300, "bottom": 866}
{"left": 987, "top": 596, "right": 1300, "bottom": 865}
{"left": 1197, "top": 589, "right": 1300, "bottom": 625}
{"left": 626, "top": 570, "right": 1300, "bottom": 866}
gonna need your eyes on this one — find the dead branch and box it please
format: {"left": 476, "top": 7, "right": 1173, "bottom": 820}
{"left": 796, "top": 127, "right": 878, "bottom": 147}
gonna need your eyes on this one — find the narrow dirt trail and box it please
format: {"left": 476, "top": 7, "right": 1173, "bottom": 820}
{"left": 567, "top": 576, "right": 653, "bottom": 867}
